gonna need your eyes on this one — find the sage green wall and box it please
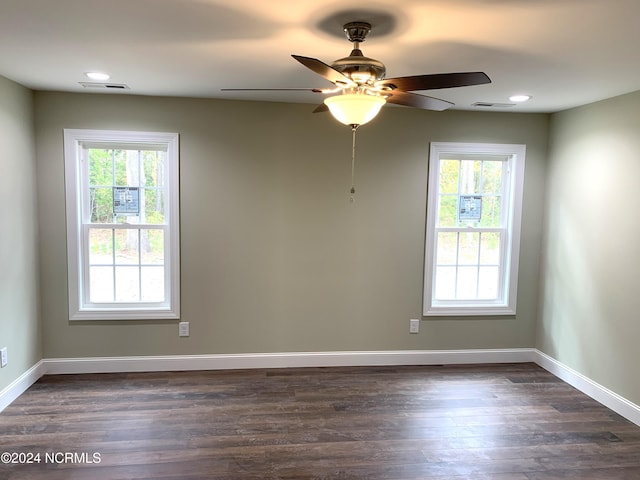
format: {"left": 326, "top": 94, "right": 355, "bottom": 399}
{"left": 540, "top": 91, "right": 640, "bottom": 405}
{"left": 35, "top": 92, "right": 548, "bottom": 358}
{"left": 0, "top": 76, "right": 40, "bottom": 392}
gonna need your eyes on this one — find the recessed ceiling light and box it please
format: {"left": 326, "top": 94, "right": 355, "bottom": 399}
{"left": 85, "top": 72, "right": 110, "bottom": 81}
{"left": 509, "top": 94, "right": 531, "bottom": 103}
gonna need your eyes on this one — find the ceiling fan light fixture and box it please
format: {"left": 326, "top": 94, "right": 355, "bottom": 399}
{"left": 324, "top": 93, "right": 386, "bottom": 126}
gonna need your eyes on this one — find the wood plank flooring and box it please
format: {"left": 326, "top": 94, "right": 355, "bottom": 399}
{"left": 1, "top": 363, "right": 640, "bottom": 479}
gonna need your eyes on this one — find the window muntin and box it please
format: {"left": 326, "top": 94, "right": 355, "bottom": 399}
{"left": 424, "top": 144, "right": 525, "bottom": 316}
{"left": 64, "top": 130, "right": 180, "bottom": 320}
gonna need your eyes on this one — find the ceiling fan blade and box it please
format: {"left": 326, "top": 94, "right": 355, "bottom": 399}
{"left": 312, "top": 104, "right": 329, "bottom": 113}
{"left": 379, "top": 72, "right": 491, "bottom": 91}
{"left": 292, "top": 55, "right": 356, "bottom": 87}
{"left": 386, "top": 91, "right": 454, "bottom": 111}
{"left": 221, "top": 88, "right": 324, "bottom": 92}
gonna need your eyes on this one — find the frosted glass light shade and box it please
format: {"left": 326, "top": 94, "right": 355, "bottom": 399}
{"left": 324, "top": 94, "right": 386, "bottom": 126}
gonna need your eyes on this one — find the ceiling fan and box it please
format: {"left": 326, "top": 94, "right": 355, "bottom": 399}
{"left": 223, "top": 21, "right": 491, "bottom": 127}
{"left": 223, "top": 21, "right": 490, "bottom": 201}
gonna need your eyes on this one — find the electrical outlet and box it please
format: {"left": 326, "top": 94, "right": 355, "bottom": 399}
{"left": 178, "top": 322, "right": 190, "bottom": 337}
{"left": 409, "top": 319, "right": 420, "bottom": 334}
{"left": 0, "top": 347, "right": 7, "bottom": 368}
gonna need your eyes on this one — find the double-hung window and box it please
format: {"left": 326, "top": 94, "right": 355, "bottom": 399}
{"left": 64, "top": 129, "right": 180, "bottom": 320}
{"left": 423, "top": 142, "right": 525, "bottom": 316}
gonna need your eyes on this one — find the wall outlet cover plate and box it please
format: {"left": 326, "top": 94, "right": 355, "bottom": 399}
{"left": 178, "top": 322, "right": 190, "bottom": 337}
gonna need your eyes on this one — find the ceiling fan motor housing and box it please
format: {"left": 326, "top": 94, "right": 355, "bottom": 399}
{"left": 332, "top": 22, "right": 386, "bottom": 84}
{"left": 331, "top": 49, "right": 386, "bottom": 83}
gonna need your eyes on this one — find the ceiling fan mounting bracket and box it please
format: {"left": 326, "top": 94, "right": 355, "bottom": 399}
{"left": 343, "top": 22, "right": 372, "bottom": 43}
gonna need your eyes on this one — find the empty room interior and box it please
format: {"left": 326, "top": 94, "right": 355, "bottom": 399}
{"left": 2, "top": 0, "right": 640, "bottom": 478}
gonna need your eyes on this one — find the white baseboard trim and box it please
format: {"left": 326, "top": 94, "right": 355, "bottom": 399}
{"left": 4, "top": 349, "right": 639, "bottom": 428}
{"left": 0, "top": 361, "right": 45, "bottom": 413}
{"left": 534, "top": 350, "right": 640, "bottom": 426}
{"left": 42, "top": 348, "right": 536, "bottom": 375}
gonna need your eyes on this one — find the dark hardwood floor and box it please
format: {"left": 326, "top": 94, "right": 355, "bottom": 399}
{"left": 1, "top": 363, "right": 640, "bottom": 479}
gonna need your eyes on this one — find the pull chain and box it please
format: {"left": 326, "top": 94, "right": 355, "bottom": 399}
{"left": 350, "top": 124, "right": 358, "bottom": 203}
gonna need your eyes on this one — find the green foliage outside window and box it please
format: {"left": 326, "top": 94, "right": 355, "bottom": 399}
{"left": 437, "top": 158, "right": 503, "bottom": 228}
{"left": 87, "top": 148, "right": 166, "bottom": 259}
{"left": 88, "top": 148, "right": 166, "bottom": 224}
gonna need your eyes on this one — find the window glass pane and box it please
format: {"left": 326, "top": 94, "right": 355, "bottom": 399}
{"left": 434, "top": 266, "right": 456, "bottom": 300}
{"left": 115, "top": 267, "right": 140, "bottom": 302}
{"left": 439, "top": 159, "right": 459, "bottom": 194}
{"left": 456, "top": 266, "right": 478, "bottom": 299}
{"left": 114, "top": 230, "right": 139, "bottom": 265}
{"left": 115, "top": 215, "right": 140, "bottom": 225}
{"left": 478, "top": 266, "right": 499, "bottom": 299}
{"left": 89, "top": 148, "right": 169, "bottom": 226}
{"left": 111, "top": 149, "right": 147, "bottom": 187}
{"left": 90, "top": 266, "right": 114, "bottom": 302}
{"left": 141, "top": 229, "right": 164, "bottom": 265}
{"left": 113, "top": 150, "right": 129, "bottom": 186}
{"left": 143, "top": 151, "right": 165, "bottom": 187}
{"left": 89, "top": 187, "right": 113, "bottom": 223}
{"left": 460, "top": 160, "right": 481, "bottom": 194}
{"left": 482, "top": 161, "right": 503, "bottom": 194}
{"left": 436, "top": 232, "right": 458, "bottom": 265}
{"left": 141, "top": 266, "right": 165, "bottom": 302}
{"left": 88, "top": 149, "right": 113, "bottom": 187}
{"left": 124, "top": 150, "right": 140, "bottom": 187}
{"left": 438, "top": 195, "right": 458, "bottom": 226}
{"left": 458, "top": 232, "right": 479, "bottom": 265}
{"left": 479, "top": 195, "right": 502, "bottom": 227}
{"left": 480, "top": 233, "right": 501, "bottom": 265}
{"left": 144, "top": 189, "right": 165, "bottom": 224}
{"left": 89, "top": 228, "right": 113, "bottom": 264}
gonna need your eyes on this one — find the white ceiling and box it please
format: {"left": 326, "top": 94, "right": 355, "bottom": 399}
{"left": 1, "top": 0, "right": 639, "bottom": 113}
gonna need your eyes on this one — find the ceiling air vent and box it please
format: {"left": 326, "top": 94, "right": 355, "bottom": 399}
{"left": 79, "top": 82, "right": 129, "bottom": 90}
{"left": 472, "top": 102, "right": 515, "bottom": 108}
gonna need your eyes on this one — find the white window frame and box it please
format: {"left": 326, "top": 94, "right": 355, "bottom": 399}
{"left": 64, "top": 129, "right": 180, "bottom": 320}
{"left": 423, "top": 142, "right": 525, "bottom": 316}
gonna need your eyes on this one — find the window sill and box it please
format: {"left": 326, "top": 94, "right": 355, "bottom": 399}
{"left": 70, "top": 308, "right": 180, "bottom": 321}
{"left": 424, "top": 305, "right": 516, "bottom": 316}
